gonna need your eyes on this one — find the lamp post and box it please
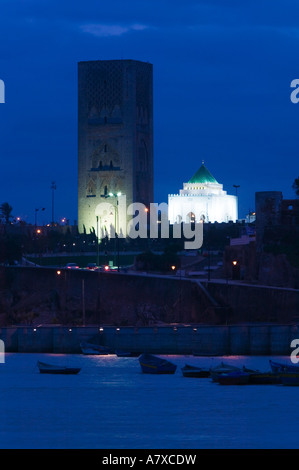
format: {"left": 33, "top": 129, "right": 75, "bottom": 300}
{"left": 51, "top": 181, "right": 56, "bottom": 226}
{"left": 35, "top": 207, "right": 45, "bottom": 227}
{"left": 96, "top": 215, "right": 100, "bottom": 266}
{"left": 82, "top": 278, "right": 86, "bottom": 326}
{"left": 56, "top": 269, "right": 67, "bottom": 314}
{"left": 108, "top": 192, "right": 122, "bottom": 272}
{"left": 233, "top": 184, "right": 240, "bottom": 196}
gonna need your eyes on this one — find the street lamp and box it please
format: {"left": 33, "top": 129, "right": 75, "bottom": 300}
{"left": 35, "top": 207, "right": 45, "bottom": 227}
{"left": 107, "top": 192, "right": 122, "bottom": 272}
{"left": 96, "top": 215, "right": 102, "bottom": 266}
{"left": 233, "top": 184, "right": 240, "bottom": 196}
{"left": 51, "top": 181, "right": 56, "bottom": 226}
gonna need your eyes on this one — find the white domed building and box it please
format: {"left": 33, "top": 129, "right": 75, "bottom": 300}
{"left": 168, "top": 162, "right": 238, "bottom": 224}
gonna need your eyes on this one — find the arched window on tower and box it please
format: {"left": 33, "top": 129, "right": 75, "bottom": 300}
{"left": 187, "top": 212, "right": 195, "bottom": 224}
{"left": 86, "top": 179, "right": 96, "bottom": 197}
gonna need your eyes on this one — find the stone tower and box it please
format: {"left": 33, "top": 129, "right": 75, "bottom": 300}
{"left": 78, "top": 59, "right": 153, "bottom": 237}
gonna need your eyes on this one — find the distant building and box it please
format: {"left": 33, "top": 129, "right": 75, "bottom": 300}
{"left": 78, "top": 59, "right": 154, "bottom": 236}
{"left": 255, "top": 191, "right": 299, "bottom": 252}
{"left": 223, "top": 190, "right": 299, "bottom": 287}
{"left": 168, "top": 162, "right": 238, "bottom": 224}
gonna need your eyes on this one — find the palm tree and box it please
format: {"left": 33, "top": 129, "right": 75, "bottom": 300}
{"left": 292, "top": 177, "right": 299, "bottom": 197}
{"left": 0, "top": 202, "right": 13, "bottom": 224}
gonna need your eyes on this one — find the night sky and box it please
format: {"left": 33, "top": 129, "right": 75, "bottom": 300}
{"left": 0, "top": 0, "right": 298, "bottom": 225}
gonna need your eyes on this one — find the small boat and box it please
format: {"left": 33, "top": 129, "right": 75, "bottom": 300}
{"left": 138, "top": 353, "right": 177, "bottom": 374}
{"left": 181, "top": 364, "right": 210, "bottom": 378}
{"left": 217, "top": 370, "right": 250, "bottom": 385}
{"left": 115, "top": 350, "right": 141, "bottom": 357}
{"left": 37, "top": 361, "right": 81, "bottom": 375}
{"left": 269, "top": 359, "right": 299, "bottom": 373}
{"left": 243, "top": 367, "right": 282, "bottom": 385}
{"left": 209, "top": 362, "right": 241, "bottom": 382}
{"left": 80, "top": 342, "right": 112, "bottom": 355}
{"left": 281, "top": 373, "right": 299, "bottom": 386}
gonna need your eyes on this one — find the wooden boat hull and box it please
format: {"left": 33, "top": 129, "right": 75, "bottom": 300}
{"left": 181, "top": 365, "right": 210, "bottom": 378}
{"left": 115, "top": 350, "right": 141, "bottom": 357}
{"left": 139, "top": 354, "right": 177, "bottom": 374}
{"left": 37, "top": 361, "right": 81, "bottom": 375}
{"left": 247, "top": 373, "right": 281, "bottom": 385}
{"left": 269, "top": 359, "right": 299, "bottom": 373}
{"left": 281, "top": 373, "right": 299, "bottom": 386}
{"left": 80, "top": 342, "right": 111, "bottom": 355}
{"left": 210, "top": 362, "right": 241, "bottom": 382}
{"left": 217, "top": 371, "right": 250, "bottom": 385}
{"left": 242, "top": 367, "right": 282, "bottom": 384}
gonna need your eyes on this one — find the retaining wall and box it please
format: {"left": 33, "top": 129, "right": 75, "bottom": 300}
{"left": 1, "top": 324, "right": 299, "bottom": 355}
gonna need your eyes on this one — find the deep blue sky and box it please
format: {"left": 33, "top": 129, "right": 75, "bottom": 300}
{"left": 0, "top": 0, "right": 298, "bottom": 225}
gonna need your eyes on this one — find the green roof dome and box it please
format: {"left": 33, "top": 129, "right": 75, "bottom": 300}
{"left": 188, "top": 161, "right": 218, "bottom": 184}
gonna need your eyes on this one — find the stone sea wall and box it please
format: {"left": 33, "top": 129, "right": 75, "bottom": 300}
{"left": 1, "top": 324, "right": 299, "bottom": 355}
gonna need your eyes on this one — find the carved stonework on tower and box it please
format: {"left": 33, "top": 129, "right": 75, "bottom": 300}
{"left": 78, "top": 59, "right": 153, "bottom": 235}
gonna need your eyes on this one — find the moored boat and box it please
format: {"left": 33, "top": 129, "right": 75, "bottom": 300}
{"left": 37, "top": 361, "right": 81, "bottom": 375}
{"left": 247, "top": 371, "right": 281, "bottom": 384}
{"left": 209, "top": 362, "right": 241, "bottom": 382}
{"left": 281, "top": 373, "right": 299, "bottom": 386}
{"left": 138, "top": 353, "right": 177, "bottom": 374}
{"left": 217, "top": 370, "right": 250, "bottom": 385}
{"left": 242, "top": 366, "right": 281, "bottom": 385}
{"left": 269, "top": 359, "right": 299, "bottom": 373}
{"left": 115, "top": 350, "right": 141, "bottom": 357}
{"left": 181, "top": 364, "right": 210, "bottom": 378}
{"left": 80, "top": 342, "right": 112, "bottom": 355}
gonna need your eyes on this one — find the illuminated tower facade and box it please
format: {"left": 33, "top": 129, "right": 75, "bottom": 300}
{"left": 78, "top": 59, "right": 154, "bottom": 236}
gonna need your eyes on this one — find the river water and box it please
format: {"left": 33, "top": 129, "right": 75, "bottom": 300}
{"left": 0, "top": 353, "right": 298, "bottom": 449}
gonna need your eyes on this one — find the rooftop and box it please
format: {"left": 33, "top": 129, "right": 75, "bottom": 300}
{"left": 188, "top": 161, "right": 218, "bottom": 184}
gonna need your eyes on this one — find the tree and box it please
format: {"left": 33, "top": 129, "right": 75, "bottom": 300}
{"left": 0, "top": 236, "right": 22, "bottom": 264}
{"left": 0, "top": 202, "right": 13, "bottom": 224}
{"left": 292, "top": 177, "right": 299, "bottom": 197}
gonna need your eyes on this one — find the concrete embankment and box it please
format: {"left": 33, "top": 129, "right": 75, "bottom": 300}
{"left": 1, "top": 266, "right": 299, "bottom": 326}
{"left": 1, "top": 324, "right": 299, "bottom": 355}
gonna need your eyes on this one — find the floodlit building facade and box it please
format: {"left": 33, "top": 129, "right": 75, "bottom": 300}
{"left": 168, "top": 162, "right": 238, "bottom": 224}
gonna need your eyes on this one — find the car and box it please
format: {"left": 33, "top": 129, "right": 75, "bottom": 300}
{"left": 66, "top": 263, "right": 80, "bottom": 269}
{"left": 86, "top": 263, "right": 97, "bottom": 270}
